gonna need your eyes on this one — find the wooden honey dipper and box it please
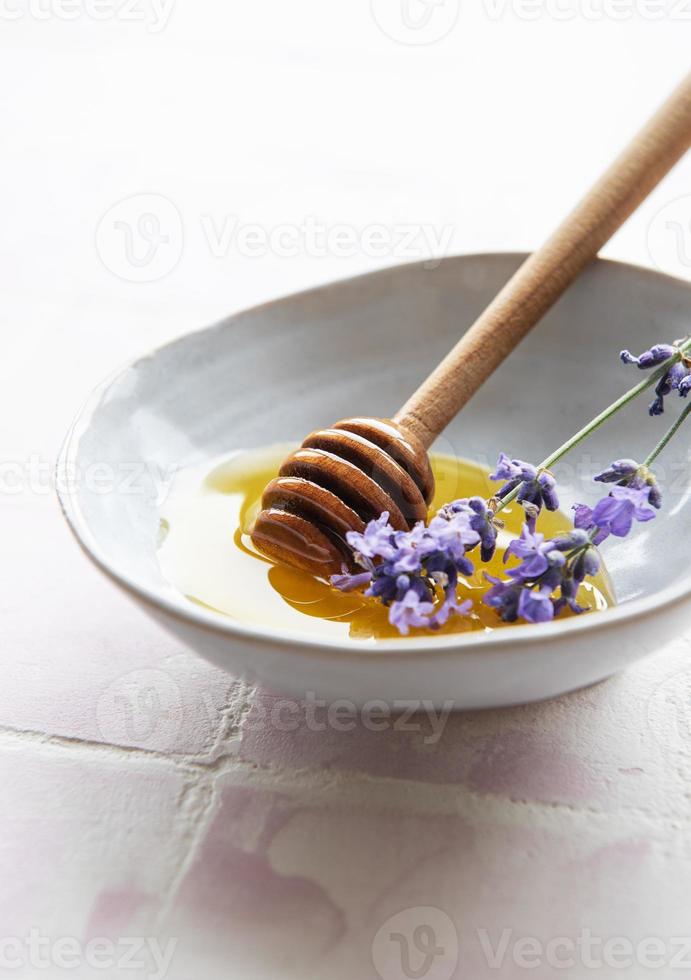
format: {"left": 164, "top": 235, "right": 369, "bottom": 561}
{"left": 252, "top": 72, "right": 691, "bottom": 578}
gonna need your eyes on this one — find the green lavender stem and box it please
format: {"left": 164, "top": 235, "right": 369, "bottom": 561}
{"left": 494, "top": 339, "right": 691, "bottom": 515}
{"left": 644, "top": 401, "right": 691, "bottom": 467}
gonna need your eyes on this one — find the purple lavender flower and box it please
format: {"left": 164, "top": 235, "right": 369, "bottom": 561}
{"left": 366, "top": 568, "right": 410, "bottom": 605}
{"left": 330, "top": 569, "right": 373, "bottom": 592}
{"left": 504, "top": 524, "right": 565, "bottom": 580}
{"left": 389, "top": 589, "right": 435, "bottom": 636}
{"left": 591, "top": 485, "right": 656, "bottom": 537}
{"left": 572, "top": 503, "right": 593, "bottom": 529}
{"left": 620, "top": 344, "right": 676, "bottom": 368}
{"left": 490, "top": 453, "right": 559, "bottom": 512}
{"left": 430, "top": 594, "right": 472, "bottom": 628}
{"left": 571, "top": 546, "right": 601, "bottom": 582}
{"left": 549, "top": 528, "right": 591, "bottom": 552}
{"left": 439, "top": 496, "right": 500, "bottom": 561}
{"left": 483, "top": 519, "right": 591, "bottom": 625}
{"left": 594, "top": 458, "right": 662, "bottom": 509}
{"left": 593, "top": 459, "right": 640, "bottom": 484}
{"left": 553, "top": 576, "right": 587, "bottom": 617}
{"left": 483, "top": 574, "right": 522, "bottom": 622}
{"left": 573, "top": 484, "right": 656, "bottom": 544}
{"left": 620, "top": 343, "right": 689, "bottom": 415}
{"left": 650, "top": 362, "right": 688, "bottom": 416}
{"left": 345, "top": 511, "right": 396, "bottom": 561}
{"left": 482, "top": 451, "right": 629, "bottom": 624}
{"left": 467, "top": 496, "right": 500, "bottom": 561}
{"left": 573, "top": 503, "right": 609, "bottom": 546}
{"left": 517, "top": 584, "right": 555, "bottom": 624}
{"left": 484, "top": 510, "right": 606, "bottom": 625}
{"left": 426, "top": 512, "right": 480, "bottom": 570}
{"left": 336, "top": 414, "right": 665, "bottom": 631}
{"left": 554, "top": 538, "right": 601, "bottom": 615}
{"left": 647, "top": 481, "right": 663, "bottom": 510}
{"left": 331, "top": 504, "right": 481, "bottom": 635}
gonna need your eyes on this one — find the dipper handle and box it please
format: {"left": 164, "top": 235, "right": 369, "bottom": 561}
{"left": 395, "top": 71, "right": 691, "bottom": 449}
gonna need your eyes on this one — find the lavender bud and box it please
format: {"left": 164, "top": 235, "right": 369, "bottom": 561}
{"left": 551, "top": 529, "right": 590, "bottom": 551}
{"left": 621, "top": 344, "right": 676, "bottom": 369}
{"left": 538, "top": 472, "right": 560, "bottom": 511}
{"left": 647, "top": 481, "right": 663, "bottom": 509}
{"left": 491, "top": 453, "right": 561, "bottom": 516}
{"left": 572, "top": 548, "right": 600, "bottom": 583}
{"left": 594, "top": 459, "right": 639, "bottom": 484}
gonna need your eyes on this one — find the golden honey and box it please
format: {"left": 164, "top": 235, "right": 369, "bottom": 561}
{"left": 158, "top": 447, "right": 614, "bottom": 641}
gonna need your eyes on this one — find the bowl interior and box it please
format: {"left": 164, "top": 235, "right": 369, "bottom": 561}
{"left": 62, "top": 254, "right": 691, "bottom": 636}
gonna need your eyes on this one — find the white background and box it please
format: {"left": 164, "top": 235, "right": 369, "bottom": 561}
{"left": 2, "top": 2, "right": 690, "bottom": 475}
{"left": 1, "top": 5, "right": 690, "bottom": 978}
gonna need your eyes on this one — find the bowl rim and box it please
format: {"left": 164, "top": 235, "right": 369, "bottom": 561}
{"left": 56, "top": 252, "right": 691, "bottom": 660}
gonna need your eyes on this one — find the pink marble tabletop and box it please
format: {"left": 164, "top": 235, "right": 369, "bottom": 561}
{"left": 2, "top": 7, "right": 691, "bottom": 979}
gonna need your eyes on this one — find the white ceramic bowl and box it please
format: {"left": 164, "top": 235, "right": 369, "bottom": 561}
{"left": 57, "top": 254, "right": 691, "bottom": 709}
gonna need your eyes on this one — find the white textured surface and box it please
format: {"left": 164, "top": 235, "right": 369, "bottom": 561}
{"left": 2, "top": 5, "right": 691, "bottom": 978}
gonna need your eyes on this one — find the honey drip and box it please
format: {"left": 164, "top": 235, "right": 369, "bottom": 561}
{"left": 158, "top": 446, "right": 614, "bottom": 642}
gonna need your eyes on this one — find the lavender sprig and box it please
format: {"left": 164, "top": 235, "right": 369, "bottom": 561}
{"left": 621, "top": 342, "right": 691, "bottom": 415}
{"left": 332, "top": 340, "right": 691, "bottom": 634}
{"left": 490, "top": 454, "right": 559, "bottom": 513}
{"left": 484, "top": 477, "right": 657, "bottom": 624}
{"left": 490, "top": 338, "right": 691, "bottom": 518}
{"left": 594, "top": 459, "right": 662, "bottom": 509}
{"left": 439, "top": 496, "right": 500, "bottom": 562}
{"left": 484, "top": 523, "right": 597, "bottom": 624}
{"left": 332, "top": 506, "right": 480, "bottom": 635}
{"left": 573, "top": 485, "right": 656, "bottom": 543}
{"left": 644, "top": 401, "right": 691, "bottom": 469}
